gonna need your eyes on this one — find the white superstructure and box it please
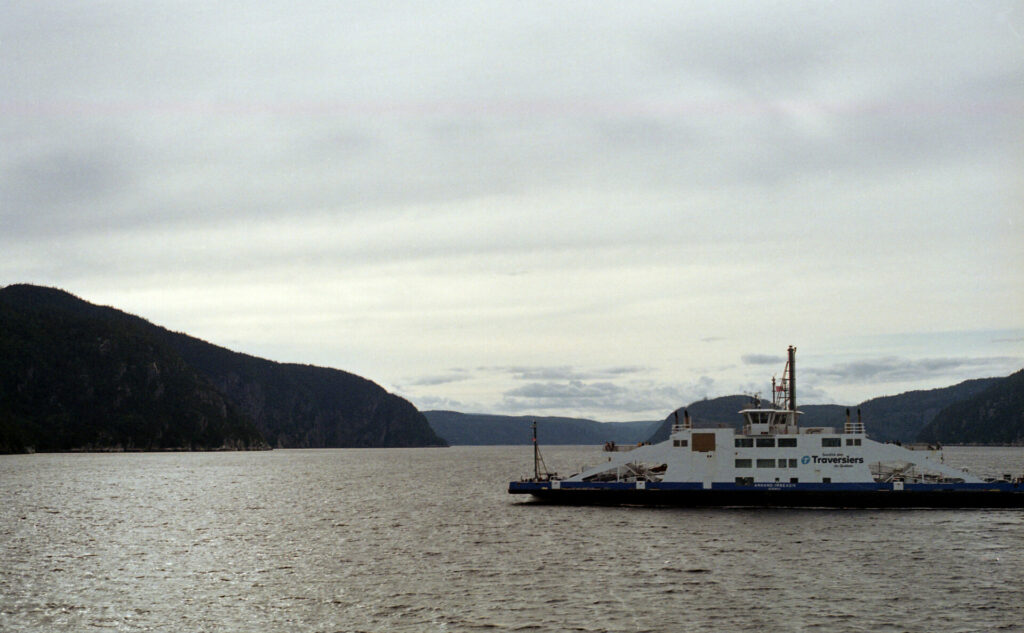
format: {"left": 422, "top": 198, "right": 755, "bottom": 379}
{"left": 566, "top": 347, "right": 980, "bottom": 489}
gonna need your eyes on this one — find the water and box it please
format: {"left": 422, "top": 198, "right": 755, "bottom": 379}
{"left": 2, "top": 446, "right": 1023, "bottom": 633}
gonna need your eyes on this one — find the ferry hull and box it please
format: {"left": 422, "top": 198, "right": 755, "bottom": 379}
{"left": 509, "top": 482, "right": 1024, "bottom": 509}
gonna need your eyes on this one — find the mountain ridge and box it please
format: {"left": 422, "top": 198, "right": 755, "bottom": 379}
{"left": 424, "top": 375, "right": 1017, "bottom": 447}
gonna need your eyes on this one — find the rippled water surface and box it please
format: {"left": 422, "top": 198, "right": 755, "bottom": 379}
{"left": 2, "top": 446, "right": 1024, "bottom": 632}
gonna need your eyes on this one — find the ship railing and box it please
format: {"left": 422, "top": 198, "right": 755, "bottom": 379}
{"left": 603, "top": 441, "right": 637, "bottom": 452}
{"left": 904, "top": 443, "right": 942, "bottom": 451}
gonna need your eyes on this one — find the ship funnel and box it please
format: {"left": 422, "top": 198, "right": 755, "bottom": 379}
{"left": 672, "top": 409, "right": 692, "bottom": 432}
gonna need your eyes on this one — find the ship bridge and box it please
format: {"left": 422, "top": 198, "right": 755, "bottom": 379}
{"left": 739, "top": 408, "right": 800, "bottom": 436}
{"left": 739, "top": 345, "right": 802, "bottom": 435}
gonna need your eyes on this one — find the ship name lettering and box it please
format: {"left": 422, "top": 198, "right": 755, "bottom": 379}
{"left": 810, "top": 455, "right": 864, "bottom": 465}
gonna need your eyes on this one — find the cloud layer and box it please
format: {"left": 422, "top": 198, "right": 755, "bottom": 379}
{"left": 3, "top": 2, "right": 1023, "bottom": 419}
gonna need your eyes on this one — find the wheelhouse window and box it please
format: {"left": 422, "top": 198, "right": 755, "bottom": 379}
{"left": 734, "top": 437, "right": 753, "bottom": 448}
{"left": 778, "top": 437, "right": 797, "bottom": 447}
{"left": 756, "top": 459, "right": 775, "bottom": 468}
{"left": 822, "top": 438, "right": 841, "bottom": 448}
{"left": 755, "top": 437, "right": 775, "bottom": 448}
{"left": 747, "top": 412, "right": 772, "bottom": 424}
{"left": 735, "top": 459, "right": 752, "bottom": 468}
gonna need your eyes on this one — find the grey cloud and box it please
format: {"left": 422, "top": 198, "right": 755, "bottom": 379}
{"left": 505, "top": 380, "right": 618, "bottom": 401}
{"left": 742, "top": 354, "right": 785, "bottom": 366}
{"left": 601, "top": 366, "right": 647, "bottom": 376}
{"left": 484, "top": 365, "right": 648, "bottom": 382}
{"left": 798, "top": 385, "right": 832, "bottom": 404}
{"left": 404, "top": 373, "right": 470, "bottom": 387}
{"left": 499, "top": 375, "right": 717, "bottom": 417}
{"left": 808, "top": 356, "right": 1020, "bottom": 384}
{"left": 408, "top": 394, "right": 472, "bottom": 413}
{"left": 3, "top": 2, "right": 1021, "bottom": 422}
{"left": 509, "top": 367, "right": 589, "bottom": 382}
{"left": 5, "top": 149, "right": 124, "bottom": 208}
{"left": 0, "top": 123, "right": 141, "bottom": 237}
{"left": 4, "top": 1, "right": 1019, "bottom": 254}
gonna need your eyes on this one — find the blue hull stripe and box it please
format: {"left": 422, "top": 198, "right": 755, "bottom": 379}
{"left": 508, "top": 480, "right": 1024, "bottom": 507}
{"left": 509, "top": 481, "right": 1023, "bottom": 493}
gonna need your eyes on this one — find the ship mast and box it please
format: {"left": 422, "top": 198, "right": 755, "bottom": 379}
{"left": 773, "top": 345, "right": 797, "bottom": 412}
{"left": 788, "top": 344, "right": 796, "bottom": 413}
{"left": 531, "top": 420, "right": 551, "bottom": 481}
{"left": 532, "top": 420, "right": 540, "bottom": 480}
{"left": 767, "top": 345, "right": 799, "bottom": 431}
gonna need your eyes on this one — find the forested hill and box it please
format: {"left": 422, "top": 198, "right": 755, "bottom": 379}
{"left": 424, "top": 410, "right": 658, "bottom": 445}
{"left": 917, "top": 370, "right": 1024, "bottom": 444}
{"left": 0, "top": 284, "right": 445, "bottom": 453}
{"left": 644, "top": 396, "right": 849, "bottom": 443}
{"left": 645, "top": 377, "right": 1007, "bottom": 444}
{"left": 0, "top": 285, "right": 266, "bottom": 452}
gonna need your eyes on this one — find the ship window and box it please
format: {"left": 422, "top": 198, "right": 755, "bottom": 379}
{"left": 822, "top": 477, "right": 831, "bottom": 483}
{"left": 756, "top": 459, "right": 775, "bottom": 468}
{"left": 788, "top": 459, "right": 798, "bottom": 468}
{"left": 778, "top": 438, "right": 797, "bottom": 447}
{"left": 692, "top": 433, "right": 716, "bottom": 452}
{"left": 845, "top": 438, "right": 862, "bottom": 446}
{"left": 822, "top": 438, "right": 841, "bottom": 447}
{"left": 673, "top": 439, "right": 688, "bottom": 447}
{"left": 790, "top": 477, "right": 799, "bottom": 483}
{"left": 735, "top": 477, "right": 754, "bottom": 486}
{"left": 735, "top": 438, "right": 753, "bottom": 448}
{"left": 756, "top": 438, "right": 775, "bottom": 448}
{"left": 778, "top": 460, "right": 788, "bottom": 468}
{"left": 735, "top": 459, "right": 752, "bottom": 468}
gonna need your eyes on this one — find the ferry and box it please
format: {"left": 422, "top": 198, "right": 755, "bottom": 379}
{"left": 509, "top": 347, "right": 1024, "bottom": 508}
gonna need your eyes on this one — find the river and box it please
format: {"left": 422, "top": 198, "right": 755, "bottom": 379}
{"left": 2, "top": 446, "right": 1023, "bottom": 632}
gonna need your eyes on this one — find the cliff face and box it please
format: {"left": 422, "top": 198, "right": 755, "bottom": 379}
{"left": 0, "top": 285, "right": 445, "bottom": 453}
{"left": 157, "top": 330, "right": 445, "bottom": 448}
{"left": 0, "top": 286, "right": 267, "bottom": 453}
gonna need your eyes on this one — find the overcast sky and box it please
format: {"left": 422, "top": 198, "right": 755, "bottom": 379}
{"left": 3, "top": 1, "right": 1022, "bottom": 421}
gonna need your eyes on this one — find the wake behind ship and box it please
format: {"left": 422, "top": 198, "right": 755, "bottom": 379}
{"left": 509, "top": 347, "right": 1024, "bottom": 508}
